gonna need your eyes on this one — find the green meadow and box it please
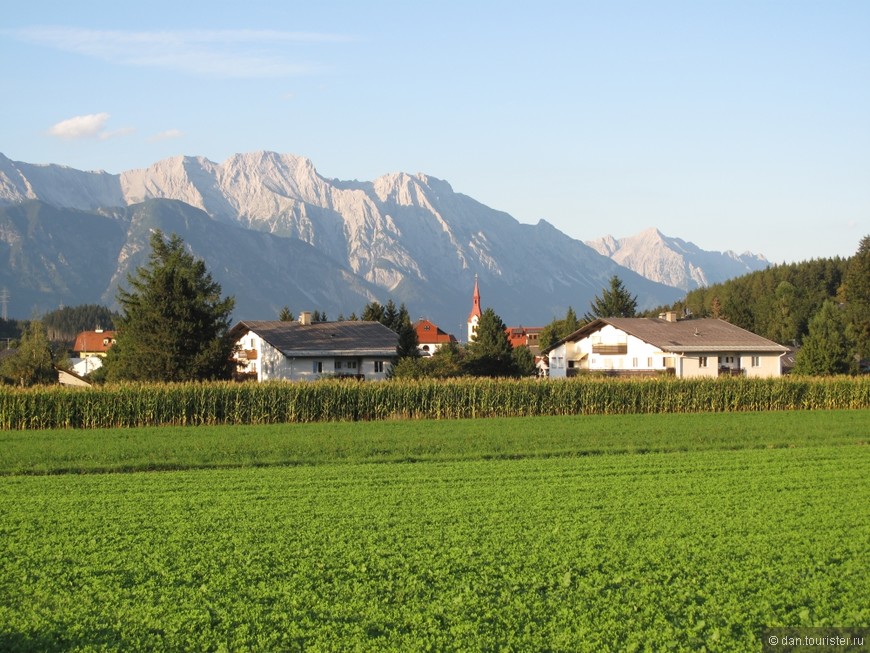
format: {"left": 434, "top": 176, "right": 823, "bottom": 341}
{"left": 1, "top": 411, "right": 868, "bottom": 651}
{"left": 1, "top": 410, "right": 867, "bottom": 475}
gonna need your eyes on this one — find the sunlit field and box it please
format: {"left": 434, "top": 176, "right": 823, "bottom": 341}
{"left": 1, "top": 411, "right": 867, "bottom": 651}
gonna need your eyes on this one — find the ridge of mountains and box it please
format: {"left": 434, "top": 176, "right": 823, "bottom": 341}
{"left": 586, "top": 228, "right": 769, "bottom": 292}
{"left": 0, "top": 151, "right": 766, "bottom": 332}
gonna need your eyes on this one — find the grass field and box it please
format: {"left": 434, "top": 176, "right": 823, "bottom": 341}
{"left": 1, "top": 411, "right": 868, "bottom": 651}
{"left": 2, "top": 409, "right": 868, "bottom": 475}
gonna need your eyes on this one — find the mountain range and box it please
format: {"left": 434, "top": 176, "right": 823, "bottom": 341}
{"left": 0, "top": 151, "right": 767, "bottom": 333}
{"left": 586, "top": 228, "right": 769, "bottom": 292}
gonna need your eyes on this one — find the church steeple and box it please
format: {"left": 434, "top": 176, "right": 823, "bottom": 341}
{"left": 467, "top": 275, "right": 481, "bottom": 342}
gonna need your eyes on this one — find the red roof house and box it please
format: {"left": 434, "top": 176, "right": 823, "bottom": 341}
{"left": 72, "top": 330, "right": 116, "bottom": 357}
{"left": 415, "top": 319, "right": 456, "bottom": 356}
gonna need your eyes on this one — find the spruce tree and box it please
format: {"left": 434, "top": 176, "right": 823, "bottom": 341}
{"left": 104, "top": 231, "right": 236, "bottom": 382}
{"left": 585, "top": 276, "right": 638, "bottom": 320}
{"left": 361, "top": 301, "right": 384, "bottom": 323}
{"left": 512, "top": 344, "right": 536, "bottom": 376}
{"left": 395, "top": 303, "right": 420, "bottom": 359}
{"left": 465, "top": 308, "right": 516, "bottom": 377}
{"left": 382, "top": 300, "right": 400, "bottom": 331}
{"left": 792, "top": 301, "right": 850, "bottom": 375}
{"left": 842, "top": 235, "right": 870, "bottom": 366}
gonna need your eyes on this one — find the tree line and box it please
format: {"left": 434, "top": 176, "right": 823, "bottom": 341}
{"left": 657, "top": 236, "right": 869, "bottom": 374}
{"left": 2, "top": 232, "right": 867, "bottom": 385}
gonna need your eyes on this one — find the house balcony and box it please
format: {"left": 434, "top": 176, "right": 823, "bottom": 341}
{"left": 591, "top": 343, "right": 627, "bottom": 355}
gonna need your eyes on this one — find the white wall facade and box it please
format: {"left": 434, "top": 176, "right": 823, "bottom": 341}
{"left": 548, "top": 324, "right": 671, "bottom": 378}
{"left": 233, "top": 330, "right": 393, "bottom": 382}
{"left": 418, "top": 341, "right": 449, "bottom": 357}
{"left": 737, "top": 354, "right": 782, "bottom": 378}
{"left": 548, "top": 324, "right": 783, "bottom": 378}
{"left": 70, "top": 356, "right": 104, "bottom": 377}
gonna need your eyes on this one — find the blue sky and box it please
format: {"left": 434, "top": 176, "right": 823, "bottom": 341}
{"left": 2, "top": 0, "right": 867, "bottom": 264}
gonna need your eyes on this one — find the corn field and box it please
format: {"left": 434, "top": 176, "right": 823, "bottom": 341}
{"left": 1, "top": 376, "right": 869, "bottom": 430}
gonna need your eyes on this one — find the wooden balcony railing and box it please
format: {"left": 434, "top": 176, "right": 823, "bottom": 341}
{"left": 591, "top": 343, "right": 628, "bottom": 355}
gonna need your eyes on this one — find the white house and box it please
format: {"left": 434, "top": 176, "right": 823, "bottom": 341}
{"left": 230, "top": 313, "right": 399, "bottom": 382}
{"left": 544, "top": 313, "right": 788, "bottom": 379}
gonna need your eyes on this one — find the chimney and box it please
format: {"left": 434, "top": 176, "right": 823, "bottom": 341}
{"left": 299, "top": 311, "right": 312, "bottom": 326}
{"left": 664, "top": 311, "right": 678, "bottom": 322}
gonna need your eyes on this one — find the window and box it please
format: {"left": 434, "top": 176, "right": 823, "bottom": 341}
{"left": 348, "top": 361, "right": 357, "bottom": 370}
{"left": 313, "top": 361, "right": 322, "bottom": 374}
{"left": 632, "top": 357, "right": 638, "bottom": 368}
{"left": 335, "top": 361, "right": 342, "bottom": 370}
{"left": 374, "top": 361, "right": 384, "bottom": 373}
{"left": 647, "top": 357, "right": 653, "bottom": 368}
{"left": 699, "top": 356, "right": 708, "bottom": 368}
{"left": 751, "top": 356, "right": 760, "bottom": 367}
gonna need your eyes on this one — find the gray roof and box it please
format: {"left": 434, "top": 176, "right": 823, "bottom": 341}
{"left": 550, "top": 317, "right": 789, "bottom": 354}
{"left": 230, "top": 320, "right": 398, "bottom": 357}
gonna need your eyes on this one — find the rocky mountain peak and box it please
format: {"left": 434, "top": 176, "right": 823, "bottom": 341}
{"left": 2, "top": 150, "right": 744, "bottom": 327}
{"left": 587, "top": 228, "right": 769, "bottom": 291}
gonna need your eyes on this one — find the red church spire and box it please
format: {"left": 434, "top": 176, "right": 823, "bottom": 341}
{"left": 468, "top": 274, "right": 481, "bottom": 322}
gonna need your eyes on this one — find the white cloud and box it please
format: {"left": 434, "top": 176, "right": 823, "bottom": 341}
{"left": 10, "top": 27, "right": 350, "bottom": 78}
{"left": 47, "top": 113, "right": 135, "bottom": 141}
{"left": 47, "top": 113, "right": 111, "bottom": 139}
{"left": 150, "top": 129, "right": 184, "bottom": 142}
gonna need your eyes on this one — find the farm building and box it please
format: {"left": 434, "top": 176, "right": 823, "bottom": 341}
{"left": 543, "top": 312, "right": 788, "bottom": 379}
{"left": 230, "top": 312, "right": 398, "bottom": 382}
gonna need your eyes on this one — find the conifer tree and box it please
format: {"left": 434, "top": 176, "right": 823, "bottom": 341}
{"left": 395, "top": 303, "right": 420, "bottom": 359}
{"left": 585, "top": 276, "right": 638, "bottom": 320}
{"left": 104, "top": 231, "right": 236, "bottom": 382}
{"left": 465, "top": 308, "right": 516, "bottom": 376}
{"left": 361, "top": 301, "right": 384, "bottom": 323}
{"left": 382, "top": 300, "right": 400, "bottom": 331}
{"left": 842, "top": 235, "right": 870, "bottom": 365}
{"left": 792, "top": 301, "right": 850, "bottom": 375}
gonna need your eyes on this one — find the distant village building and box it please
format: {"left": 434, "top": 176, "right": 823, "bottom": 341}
{"left": 72, "top": 329, "right": 116, "bottom": 357}
{"left": 415, "top": 319, "right": 456, "bottom": 356}
{"left": 543, "top": 312, "right": 788, "bottom": 378}
{"left": 69, "top": 329, "right": 116, "bottom": 377}
{"left": 505, "top": 326, "right": 544, "bottom": 355}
